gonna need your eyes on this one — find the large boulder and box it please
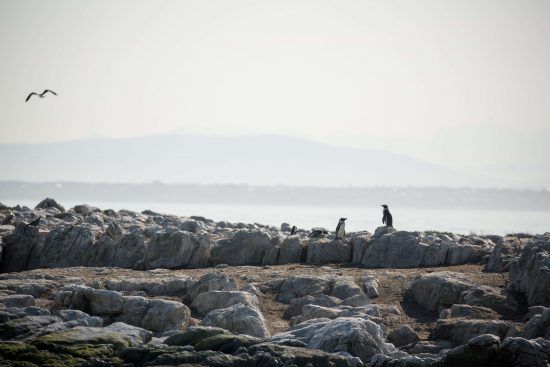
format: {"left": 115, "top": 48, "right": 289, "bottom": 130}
{"left": 274, "top": 276, "right": 331, "bottom": 304}
{"left": 497, "top": 337, "right": 550, "bottom": 367}
{"left": 277, "top": 236, "right": 307, "bottom": 264}
{"left": 55, "top": 286, "right": 124, "bottom": 314}
{"left": 272, "top": 317, "right": 399, "bottom": 362}
{"left": 201, "top": 303, "right": 270, "bottom": 338}
{"left": 486, "top": 236, "right": 526, "bottom": 272}
{"left": 407, "top": 272, "right": 472, "bottom": 312}
{"left": 509, "top": 235, "right": 550, "bottom": 307}
{"left": 37, "top": 322, "right": 152, "bottom": 350}
{"left": 523, "top": 307, "right": 550, "bottom": 339}
{"left": 191, "top": 291, "right": 259, "bottom": 314}
{"left": 143, "top": 231, "right": 211, "bottom": 269}
{"left": 35, "top": 198, "right": 65, "bottom": 212}
{"left": 430, "top": 319, "right": 518, "bottom": 344}
{"left": 387, "top": 325, "right": 420, "bottom": 347}
{"left": 0, "top": 295, "right": 35, "bottom": 308}
{"left": 306, "top": 238, "right": 353, "bottom": 264}
{"left": 0, "top": 224, "right": 41, "bottom": 272}
{"left": 439, "top": 304, "right": 499, "bottom": 320}
{"left": 210, "top": 230, "right": 281, "bottom": 266}
{"left": 361, "top": 229, "right": 492, "bottom": 268}
{"left": 186, "top": 272, "right": 238, "bottom": 302}
{"left": 137, "top": 299, "right": 190, "bottom": 332}
{"left": 94, "top": 233, "right": 146, "bottom": 268}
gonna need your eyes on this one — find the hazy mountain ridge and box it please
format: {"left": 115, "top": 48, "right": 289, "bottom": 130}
{"left": 0, "top": 134, "right": 486, "bottom": 187}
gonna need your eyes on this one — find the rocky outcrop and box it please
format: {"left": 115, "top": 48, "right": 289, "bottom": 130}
{"left": 407, "top": 272, "right": 472, "bottom": 312}
{"left": 201, "top": 303, "right": 270, "bottom": 338}
{"left": 306, "top": 238, "right": 352, "bottom": 264}
{"left": 509, "top": 235, "right": 550, "bottom": 307}
{"left": 430, "top": 319, "right": 518, "bottom": 344}
{"left": 53, "top": 285, "right": 190, "bottom": 331}
{"left": 210, "top": 230, "right": 281, "bottom": 266}
{"left": 191, "top": 290, "right": 259, "bottom": 315}
{"left": 486, "top": 236, "right": 527, "bottom": 272}
{"left": 272, "top": 317, "right": 399, "bottom": 363}
{"left": 361, "top": 229, "right": 493, "bottom": 268}
{"left": 143, "top": 231, "right": 211, "bottom": 269}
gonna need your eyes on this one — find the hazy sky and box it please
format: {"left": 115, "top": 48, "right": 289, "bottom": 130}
{"left": 1, "top": 0, "right": 549, "bottom": 186}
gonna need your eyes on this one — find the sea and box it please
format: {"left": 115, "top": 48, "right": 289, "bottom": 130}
{"left": 3, "top": 200, "right": 549, "bottom": 236}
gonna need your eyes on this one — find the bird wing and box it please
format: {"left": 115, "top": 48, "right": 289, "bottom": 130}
{"left": 43, "top": 89, "right": 57, "bottom": 96}
{"left": 25, "top": 92, "right": 38, "bottom": 102}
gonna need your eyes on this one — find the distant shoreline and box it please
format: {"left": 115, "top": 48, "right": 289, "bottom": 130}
{"left": 1, "top": 180, "right": 549, "bottom": 211}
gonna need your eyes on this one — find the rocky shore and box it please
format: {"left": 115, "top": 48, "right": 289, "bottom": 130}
{"left": 0, "top": 199, "right": 549, "bottom": 366}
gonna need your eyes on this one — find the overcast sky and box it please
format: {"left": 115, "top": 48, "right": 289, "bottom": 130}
{"left": 1, "top": 0, "right": 549, "bottom": 187}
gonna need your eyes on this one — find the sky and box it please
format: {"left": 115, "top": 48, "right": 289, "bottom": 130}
{"left": 0, "top": 0, "right": 549, "bottom": 187}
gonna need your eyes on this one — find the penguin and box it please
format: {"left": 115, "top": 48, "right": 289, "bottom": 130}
{"left": 335, "top": 218, "right": 347, "bottom": 239}
{"left": 382, "top": 205, "right": 393, "bottom": 227}
{"left": 290, "top": 226, "right": 297, "bottom": 235}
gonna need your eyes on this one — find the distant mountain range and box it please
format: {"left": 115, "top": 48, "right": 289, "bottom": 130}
{"left": 0, "top": 134, "right": 487, "bottom": 187}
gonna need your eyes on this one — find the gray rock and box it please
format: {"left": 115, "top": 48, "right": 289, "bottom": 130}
{"left": 186, "top": 272, "right": 238, "bottom": 302}
{"left": 497, "top": 337, "right": 549, "bottom": 367}
{"left": 342, "top": 294, "right": 371, "bottom": 307}
{"left": 387, "top": 325, "right": 420, "bottom": 347}
{"left": 275, "top": 275, "right": 331, "bottom": 304}
{"left": 439, "top": 304, "right": 499, "bottom": 320}
{"left": 273, "top": 317, "right": 398, "bottom": 362}
{"left": 307, "top": 239, "right": 352, "bottom": 264}
{"left": 0, "top": 224, "right": 41, "bottom": 272}
{"left": 523, "top": 307, "right": 550, "bottom": 339}
{"left": 35, "top": 198, "right": 65, "bottom": 212}
{"left": 201, "top": 303, "right": 270, "bottom": 338}
{"left": 509, "top": 235, "right": 550, "bottom": 307}
{"left": 139, "top": 299, "right": 190, "bottom": 332}
{"left": 191, "top": 290, "right": 259, "bottom": 315}
{"left": 431, "top": 318, "right": 518, "bottom": 344}
{"left": 53, "top": 309, "right": 94, "bottom": 322}
{"left": 283, "top": 294, "right": 341, "bottom": 318}
{"left": 277, "top": 236, "right": 306, "bottom": 264}
{"left": 210, "top": 230, "right": 281, "bottom": 266}
{"left": 362, "top": 274, "right": 379, "bottom": 298}
{"left": 407, "top": 272, "right": 472, "bottom": 312}
{"left": 0, "top": 294, "right": 35, "bottom": 308}
{"left": 486, "top": 236, "right": 525, "bottom": 272}
{"left": 144, "top": 231, "right": 211, "bottom": 269}
{"left": 330, "top": 278, "right": 363, "bottom": 300}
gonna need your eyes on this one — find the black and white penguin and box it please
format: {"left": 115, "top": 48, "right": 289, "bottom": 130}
{"left": 335, "top": 218, "right": 347, "bottom": 239}
{"left": 382, "top": 205, "right": 393, "bottom": 227}
{"left": 290, "top": 226, "right": 297, "bottom": 235}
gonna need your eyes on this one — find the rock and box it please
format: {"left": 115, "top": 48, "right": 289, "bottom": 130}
{"left": 105, "top": 275, "right": 190, "bottom": 297}
{"left": 0, "top": 294, "right": 35, "bottom": 308}
{"left": 509, "top": 235, "right": 550, "bottom": 307}
{"left": 430, "top": 318, "right": 517, "bottom": 344}
{"left": 201, "top": 303, "right": 270, "bottom": 338}
{"left": 210, "top": 230, "right": 281, "bottom": 266}
{"left": 362, "top": 274, "right": 379, "bottom": 298}
{"left": 289, "top": 304, "right": 380, "bottom": 326}
{"left": 73, "top": 204, "right": 94, "bottom": 216}
{"left": 362, "top": 229, "right": 492, "bottom": 268}
{"left": 12, "top": 284, "right": 47, "bottom": 298}
{"left": 35, "top": 198, "right": 65, "bottom": 212}
{"left": 248, "top": 342, "right": 351, "bottom": 367}
{"left": 105, "top": 221, "right": 123, "bottom": 239}
{"left": 351, "top": 233, "right": 371, "bottom": 264}
{"left": 0, "top": 224, "right": 41, "bottom": 272}
{"left": 407, "top": 272, "right": 472, "bottom": 312}
{"left": 439, "top": 304, "right": 499, "bottom": 320}
{"left": 36, "top": 225, "right": 97, "bottom": 268}
{"left": 274, "top": 275, "right": 330, "bottom": 304}
{"left": 461, "top": 285, "right": 518, "bottom": 316}
{"left": 330, "top": 278, "right": 363, "bottom": 300}
{"left": 307, "top": 239, "right": 352, "bottom": 264}
{"left": 241, "top": 283, "right": 260, "bottom": 296}
{"left": 273, "top": 317, "right": 398, "bottom": 362}
{"left": 144, "top": 231, "right": 211, "bottom": 269}
{"left": 486, "top": 236, "right": 525, "bottom": 272}
{"left": 186, "top": 272, "right": 238, "bottom": 302}
{"left": 283, "top": 294, "right": 341, "bottom": 318}
{"left": 193, "top": 332, "right": 262, "bottom": 353}
{"left": 53, "top": 309, "right": 94, "bottom": 322}
{"left": 523, "top": 307, "right": 550, "bottom": 339}
{"left": 497, "top": 337, "right": 550, "bottom": 367}
{"left": 37, "top": 322, "right": 151, "bottom": 350}
{"left": 164, "top": 326, "right": 230, "bottom": 346}
{"left": 191, "top": 290, "right": 259, "bottom": 315}
{"left": 341, "top": 294, "right": 370, "bottom": 307}
{"left": 439, "top": 334, "right": 500, "bottom": 367}
{"left": 0, "top": 315, "right": 63, "bottom": 339}
{"left": 277, "top": 236, "right": 307, "bottom": 264}
{"left": 387, "top": 325, "right": 420, "bottom": 347}
{"left": 139, "top": 299, "right": 190, "bottom": 332}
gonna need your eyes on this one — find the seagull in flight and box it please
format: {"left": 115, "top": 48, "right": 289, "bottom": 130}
{"left": 26, "top": 89, "right": 57, "bottom": 102}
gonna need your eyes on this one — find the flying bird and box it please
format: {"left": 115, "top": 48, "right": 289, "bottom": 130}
{"left": 26, "top": 89, "right": 57, "bottom": 102}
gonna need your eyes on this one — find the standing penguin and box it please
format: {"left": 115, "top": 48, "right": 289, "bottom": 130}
{"left": 290, "top": 226, "right": 297, "bottom": 235}
{"left": 381, "top": 205, "right": 393, "bottom": 227}
{"left": 335, "top": 218, "right": 347, "bottom": 239}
